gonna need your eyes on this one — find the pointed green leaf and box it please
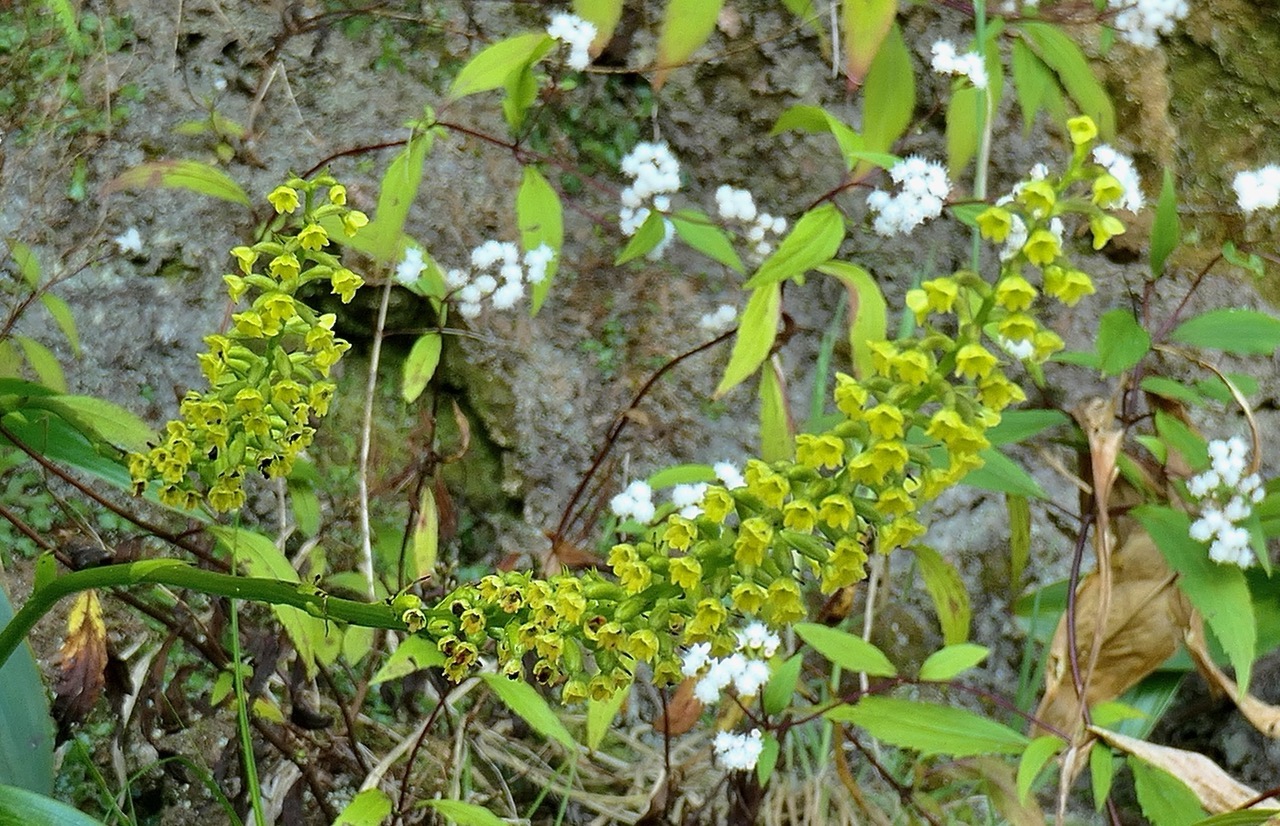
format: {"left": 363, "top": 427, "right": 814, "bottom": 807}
{"left": 1134, "top": 505, "right": 1256, "bottom": 694}
{"left": 1090, "top": 746, "right": 1115, "bottom": 811}
{"left": 402, "top": 332, "right": 443, "bottom": 403}
{"left": 842, "top": 0, "right": 896, "bottom": 88}
{"left": 333, "top": 788, "right": 392, "bottom": 826}
{"left": 756, "top": 732, "right": 780, "bottom": 785}
{"left": 762, "top": 654, "right": 803, "bottom": 716}
{"left": 25, "top": 394, "right": 154, "bottom": 452}
{"left": 450, "top": 33, "right": 554, "bottom": 98}
{"left": 672, "top": 210, "right": 743, "bottom": 272}
{"left": 517, "top": 166, "right": 563, "bottom": 314}
{"left": 104, "top": 160, "right": 252, "bottom": 206}
{"left": 0, "top": 785, "right": 104, "bottom": 826}
{"left": 1010, "top": 39, "right": 1054, "bottom": 133}
{"left": 827, "top": 696, "right": 1029, "bottom": 756}
{"left": 370, "top": 635, "right": 445, "bottom": 685}
{"left": 1017, "top": 736, "right": 1063, "bottom": 804}
{"left": 912, "top": 545, "right": 971, "bottom": 644}
{"left": 963, "top": 447, "right": 1047, "bottom": 500}
{"left": 356, "top": 133, "right": 434, "bottom": 263}
{"left": 423, "top": 799, "right": 509, "bottom": 826}
{"left": 1169, "top": 309, "right": 1280, "bottom": 356}
{"left": 758, "top": 358, "right": 792, "bottom": 462}
{"left": 771, "top": 105, "right": 864, "bottom": 169}
{"left": 1096, "top": 309, "right": 1150, "bottom": 375}
{"left": 572, "top": 0, "right": 623, "bottom": 48}
{"left": 1129, "top": 756, "right": 1206, "bottom": 826}
{"left": 4, "top": 241, "right": 40, "bottom": 288}
{"left": 16, "top": 337, "right": 64, "bottom": 392}
{"left": 745, "top": 203, "right": 844, "bottom": 288}
{"left": 1018, "top": 21, "right": 1115, "bottom": 137}
{"left": 615, "top": 210, "right": 668, "bottom": 265}
{"left": 862, "top": 24, "right": 915, "bottom": 154}
{"left": 1008, "top": 493, "right": 1031, "bottom": 588}
{"left": 1151, "top": 169, "right": 1180, "bottom": 277}
{"left": 481, "top": 673, "right": 576, "bottom": 750}
{"left": 0, "top": 586, "right": 54, "bottom": 795}
{"left": 919, "top": 643, "right": 989, "bottom": 682}
{"left": 39, "top": 295, "right": 79, "bottom": 356}
{"left": 653, "top": 0, "right": 724, "bottom": 88}
{"left": 817, "top": 261, "right": 886, "bottom": 379}
{"left": 795, "top": 622, "right": 896, "bottom": 676}
{"left": 410, "top": 485, "right": 438, "bottom": 580}
{"left": 585, "top": 683, "right": 629, "bottom": 751}
{"left": 714, "top": 282, "right": 781, "bottom": 397}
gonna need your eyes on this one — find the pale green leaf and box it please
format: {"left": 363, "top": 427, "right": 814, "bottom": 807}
{"left": 646, "top": 464, "right": 717, "bottom": 489}
{"left": 770, "top": 105, "right": 864, "bottom": 169}
{"left": 26, "top": 394, "right": 154, "bottom": 452}
{"left": 410, "top": 485, "right": 438, "bottom": 580}
{"left": 714, "top": 282, "right": 781, "bottom": 397}
{"left": 1130, "top": 756, "right": 1206, "bottom": 826}
{"left": 919, "top": 643, "right": 989, "bottom": 682}
{"left": 947, "top": 85, "right": 981, "bottom": 179}
{"left": 585, "top": 684, "right": 629, "bottom": 751}
{"left": 795, "top": 622, "right": 896, "bottom": 676}
{"left": 572, "top": 0, "right": 623, "bottom": 48}
{"left": 104, "top": 160, "right": 252, "bottom": 206}
{"left": 1189, "top": 811, "right": 1280, "bottom": 826}
{"left": 842, "top": 0, "right": 896, "bottom": 87}
{"left": 16, "top": 337, "right": 64, "bottom": 392}
{"left": 402, "top": 332, "right": 443, "bottom": 403}
{"left": 862, "top": 24, "right": 915, "bottom": 154}
{"left": 1018, "top": 22, "right": 1115, "bottom": 137}
{"left": 827, "top": 696, "right": 1029, "bottom": 756}
{"left": 451, "top": 33, "right": 554, "bottom": 98}
{"left": 654, "top": 0, "right": 724, "bottom": 88}
{"left": 1010, "top": 39, "right": 1054, "bottom": 133}
{"left": 1008, "top": 493, "right": 1031, "bottom": 588}
{"left": 1017, "top": 735, "right": 1063, "bottom": 804}
{"left": 288, "top": 477, "right": 321, "bottom": 538}
{"left": 39, "top": 294, "right": 79, "bottom": 356}
{"left": 1096, "top": 309, "right": 1150, "bottom": 375}
{"left": 817, "top": 261, "right": 886, "bottom": 380}
{"left": 672, "top": 210, "right": 744, "bottom": 272}
{"left": 1151, "top": 169, "right": 1180, "bottom": 277}
{"left": 481, "top": 673, "right": 576, "bottom": 750}
{"left": 757, "top": 732, "right": 780, "bottom": 785}
{"left": 745, "top": 203, "right": 844, "bottom": 288}
{"left": 333, "top": 788, "right": 392, "bottom": 826}
{"left": 758, "top": 358, "right": 793, "bottom": 462}
{"left": 4, "top": 241, "right": 40, "bottom": 288}
{"left": 1090, "top": 743, "right": 1115, "bottom": 811}
{"left": 615, "top": 210, "right": 668, "bottom": 265}
{"left": 1134, "top": 505, "right": 1256, "bottom": 694}
{"left": 370, "top": 635, "right": 445, "bottom": 685}
{"left": 423, "top": 799, "right": 509, "bottom": 826}
{"left": 357, "top": 133, "right": 434, "bottom": 263}
{"left": 517, "top": 166, "right": 563, "bottom": 314}
{"left": 1169, "top": 309, "right": 1280, "bottom": 356}
{"left": 912, "top": 545, "right": 971, "bottom": 644}
{"left": 1141, "top": 375, "right": 1204, "bottom": 406}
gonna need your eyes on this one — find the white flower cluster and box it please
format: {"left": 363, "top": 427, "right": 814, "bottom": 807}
{"left": 1092, "top": 145, "right": 1145, "bottom": 212}
{"left": 867, "top": 156, "right": 952, "bottom": 237}
{"left": 1187, "top": 436, "right": 1265, "bottom": 568}
{"left": 1233, "top": 165, "right": 1280, "bottom": 215}
{"left": 546, "top": 11, "right": 597, "bottom": 71}
{"left": 619, "top": 142, "right": 680, "bottom": 260}
{"left": 930, "top": 40, "right": 988, "bottom": 90}
{"left": 610, "top": 479, "right": 656, "bottom": 524}
{"left": 698, "top": 303, "right": 738, "bottom": 333}
{"left": 670, "top": 483, "right": 708, "bottom": 519}
{"left": 713, "top": 461, "right": 746, "bottom": 490}
{"left": 713, "top": 729, "right": 765, "bottom": 772}
{"left": 714, "top": 185, "right": 788, "bottom": 261}
{"left": 1109, "top": 0, "right": 1189, "bottom": 48}
{"left": 440, "top": 242, "right": 555, "bottom": 320}
{"left": 681, "top": 622, "right": 782, "bottom": 705}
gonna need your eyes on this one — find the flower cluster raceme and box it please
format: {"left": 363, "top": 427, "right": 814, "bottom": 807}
{"left": 439, "top": 241, "right": 555, "bottom": 319}
{"left": 930, "top": 40, "right": 988, "bottom": 89}
{"left": 1233, "top": 165, "right": 1280, "bottom": 215}
{"left": 713, "top": 730, "right": 765, "bottom": 772}
{"left": 866, "top": 156, "right": 952, "bottom": 237}
{"left": 681, "top": 622, "right": 781, "bottom": 705}
{"left": 611, "top": 479, "right": 656, "bottom": 523}
{"left": 714, "top": 185, "right": 788, "bottom": 261}
{"left": 1187, "top": 437, "right": 1265, "bottom": 568}
{"left": 1108, "top": 0, "right": 1189, "bottom": 48}
{"left": 618, "top": 141, "right": 681, "bottom": 258}
{"left": 128, "top": 176, "right": 368, "bottom": 512}
{"left": 545, "top": 11, "right": 596, "bottom": 72}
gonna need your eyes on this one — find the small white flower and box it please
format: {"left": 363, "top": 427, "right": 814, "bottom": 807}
{"left": 490, "top": 280, "right": 524, "bottom": 310}
{"left": 931, "top": 40, "right": 987, "bottom": 89}
{"left": 671, "top": 483, "right": 708, "bottom": 508}
{"left": 732, "top": 659, "right": 772, "bottom": 697}
{"left": 868, "top": 156, "right": 951, "bottom": 237}
{"left": 681, "top": 642, "right": 712, "bottom": 677}
{"left": 1235, "top": 166, "right": 1280, "bottom": 215}
{"left": 698, "top": 304, "right": 738, "bottom": 333}
{"left": 1092, "top": 145, "right": 1145, "bottom": 212}
{"left": 444, "top": 268, "right": 470, "bottom": 290}
{"left": 395, "top": 246, "right": 426, "bottom": 286}
{"left": 713, "top": 729, "right": 765, "bottom": 771}
{"left": 737, "top": 621, "right": 781, "bottom": 658}
{"left": 114, "top": 227, "right": 143, "bottom": 255}
{"left": 546, "top": 11, "right": 597, "bottom": 71}
{"left": 473, "top": 274, "right": 498, "bottom": 296}
{"left": 714, "top": 461, "right": 746, "bottom": 490}
{"left": 1109, "top": 0, "right": 1189, "bottom": 48}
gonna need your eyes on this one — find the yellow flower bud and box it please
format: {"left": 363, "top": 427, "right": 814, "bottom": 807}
{"left": 1067, "top": 115, "right": 1097, "bottom": 146}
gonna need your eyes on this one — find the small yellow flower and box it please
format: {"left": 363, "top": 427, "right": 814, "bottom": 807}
{"left": 701, "top": 486, "right": 736, "bottom": 523}
{"left": 341, "top": 210, "right": 369, "bottom": 237}
{"left": 233, "top": 311, "right": 266, "bottom": 339}
{"left": 664, "top": 516, "right": 697, "bottom": 551}
{"left": 954, "top": 343, "right": 997, "bottom": 380}
{"left": 869, "top": 440, "right": 910, "bottom": 475}
{"left": 976, "top": 206, "right": 1014, "bottom": 242}
{"left": 881, "top": 516, "right": 927, "bottom": 551}
{"left": 1019, "top": 180, "right": 1056, "bottom": 216}
{"left": 818, "top": 494, "right": 856, "bottom": 531}
{"left": 864, "top": 403, "right": 905, "bottom": 440}
{"left": 744, "top": 460, "right": 789, "bottom": 509}
{"left": 892, "top": 349, "right": 933, "bottom": 386}
{"left": 267, "top": 186, "right": 300, "bottom": 214}
{"left": 782, "top": 500, "right": 818, "bottom": 533}
{"left": 231, "top": 246, "right": 259, "bottom": 274}
{"left": 269, "top": 252, "right": 301, "bottom": 280}
{"left": 1043, "top": 266, "right": 1096, "bottom": 306}
{"left": 668, "top": 555, "right": 702, "bottom": 591}
{"left": 834, "top": 373, "right": 869, "bottom": 417}
{"left": 328, "top": 184, "right": 347, "bottom": 206}
{"left": 297, "top": 223, "right": 329, "bottom": 251}
{"left": 687, "top": 597, "right": 727, "bottom": 638}
{"left": 223, "top": 274, "right": 249, "bottom": 303}
{"left": 977, "top": 372, "right": 1027, "bottom": 410}
{"left": 921, "top": 278, "right": 959, "bottom": 314}
{"left": 1089, "top": 214, "right": 1126, "bottom": 249}
{"left": 906, "top": 288, "right": 929, "bottom": 324}
{"left": 1067, "top": 115, "right": 1098, "bottom": 146}
{"left": 1032, "top": 329, "right": 1065, "bottom": 360}
{"left": 994, "top": 274, "right": 1037, "bottom": 312}
{"left": 876, "top": 486, "right": 916, "bottom": 517}
{"left": 731, "top": 582, "right": 768, "bottom": 613}
{"left": 998, "top": 312, "right": 1038, "bottom": 343}
{"left": 1023, "top": 228, "right": 1061, "bottom": 266}
{"left": 626, "top": 629, "right": 660, "bottom": 662}
{"left": 330, "top": 267, "right": 364, "bottom": 303}
{"left": 795, "top": 433, "right": 845, "bottom": 470}
{"left": 562, "top": 680, "right": 588, "bottom": 704}
{"left": 734, "top": 517, "right": 774, "bottom": 567}
{"left": 762, "top": 579, "right": 806, "bottom": 625}
{"left": 823, "top": 536, "right": 869, "bottom": 590}
{"left": 868, "top": 341, "right": 898, "bottom": 377}
{"left": 1092, "top": 173, "right": 1125, "bottom": 208}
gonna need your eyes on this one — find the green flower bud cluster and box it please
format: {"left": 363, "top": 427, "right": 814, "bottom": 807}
{"left": 128, "top": 176, "right": 368, "bottom": 512}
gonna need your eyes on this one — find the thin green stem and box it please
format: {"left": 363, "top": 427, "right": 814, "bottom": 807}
{"left": 229, "top": 581, "right": 266, "bottom": 826}
{"left": 0, "top": 560, "right": 407, "bottom": 670}
{"left": 970, "top": 0, "right": 992, "bottom": 272}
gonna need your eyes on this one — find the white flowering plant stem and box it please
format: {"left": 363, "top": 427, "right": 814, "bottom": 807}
{"left": 7, "top": 1, "right": 1280, "bottom": 825}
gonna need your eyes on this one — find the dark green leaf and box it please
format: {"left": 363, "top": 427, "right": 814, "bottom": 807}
{"left": 963, "top": 447, "right": 1048, "bottom": 499}
{"left": 1169, "top": 309, "right": 1280, "bottom": 356}
{"left": 1129, "top": 756, "right": 1206, "bottom": 826}
{"left": 1090, "top": 746, "right": 1115, "bottom": 811}
{"left": 0, "top": 784, "right": 104, "bottom": 825}
{"left": 0, "top": 587, "right": 54, "bottom": 794}
{"left": 763, "top": 654, "right": 803, "bottom": 716}
{"left": 986, "top": 409, "right": 1070, "bottom": 445}
{"left": 1151, "top": 169, "right": 1180, "bottom": 277}
{"left": 1096, "top": 309, "right": 1150, "bottom": 375}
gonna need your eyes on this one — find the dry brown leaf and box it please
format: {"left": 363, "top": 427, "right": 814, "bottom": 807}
{"left": 1184, "top": 620, "right": 1280, "bottom": 738}
{"left": 1034, "top": 527, "right": 1191, "bottom": 738}
{"left": 1088, "top": 725, "right": 1280, "bottom": 814}
{"left": 654, "top": 677, "right": 703, "bottom": 736}
{"left": 53, "top": 589, "right": 108, "bottom": 731}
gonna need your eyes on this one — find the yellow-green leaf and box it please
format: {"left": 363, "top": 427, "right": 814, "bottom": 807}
{"left": 714, "top": 282, "right": 781, "bottom": 398}
{"left": 653, "top": 0, "right": 725, "bottom": 89}
{"left": 586, "top": 683, "right": 629, "bottom": 751}
{"left": 828, "top": 696, "right": 1029, "bottom": 756}
{"left": 817, "top": 261, "right": 885, "bottom": 379}
{"left": 842, "top": 0, "right": 896, "bottom": 88}
{"left": 333, "top": 788, "right": 392, "bottom": 826}
{"left": 402, "top": 332, "right": 442, "bottom": 403}
{"left": 862, "top": 23, "right": 915, "bottom": 155}
{"left": 573, "top": 0, "right": 623, "bottom": 49}
{"left": 355, "top": 133, "right": 434, "bottom": 263}
{"left": 39, "top": 295, "right": 79, "bottom": 356}
{"left": 758, "top": 357, "right": 793, "bottom": 462}
{"left": 795, "top": 622, "right": 897, "bottom": 676}
{"left": 912, "top": 545, "right": 971, "bottom": 644}
{"left": 16, "top": 337, "right": 64, "bottom": 393}
{"left": 745, "top": 203, "right": 844, "bottom": 288}
{"left": 480, "top": 673, "right": 576, "bottom": 750}
{"left": 104, "top": 160, "right": 252, "bottom": 207}
{"left": 450, "top": 33, "right": 554, "bottom": 98}
{"left": 410, "top": 485, "right": 438, "bottom": 580}
{"left": 517, "top": 166, "right": 563, "bottom": 314}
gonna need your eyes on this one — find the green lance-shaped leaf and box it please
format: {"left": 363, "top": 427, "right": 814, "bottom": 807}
{"left": 1096, "top": 308, "right": 1151, "bottom": 375}
{"left": 1018, "top": 21, "right": 1115, "bottom": 138}
{"left": 615, "top": 210, "right": 668, "bottom": 265}
{"left": 653, "top": 0, "right": 724, "bottom": 89}
{"left": 912, "top": 545, "right": 971, "bottom": 645}
{"left": 423, "top": 799, "right": 510, "bottom": 826}
{"left": 795, "top": 622, "right": 897, "bottom": 676}
{"left": 827, "top": 696, "right": 1029, "bottom": 757}
{"left": 1151, "top": 169, "right": 1180, "bottom": 277}
{"left": 450, "top": 33, "right": 555, "bottom": 98}
{"left": 745, "top": 203, "right": 845, "bottom": 288}
{"left": 671, "top": 210, "right": 744, "bottom": 272}
{"left": 1130, "top": 756, "right": 1206, "bottom": 826}
{"left": 1010, "top": 38, "right": 1057, "bottom": 134}
{"left": 1017, "top": 735, "right": 1064, "bottom": 804}
{"left": 946, "top": 46, "right": 1004, "bottom": 177}
{"left": 402, "top": 332, "right": 443, "bottom": 404}
{"left": 5, "top": 241, "right": 40, "bottom": 288}
{"left": 714, "top": 281, "right": 781, "bottom": 398}
{"left": 24, "top": 394, "right": 155, "bottom": 453}
{"left": 103, "top": 160, "right": 252, "bottom": 207}
{"left": 771, "top": 105, "right": 864, "bottom": 170}
{"left": 1091, "top": 746, "right": 1116, "bottom": 811}
{"left": 353, "top": 132, "right": 434, "bottom": 264}
{"left": 963, "top": 447, "right": 1048, "bottom": 500}
{"left": 986, "top": 408, "right": 1069, "bottom": 445}
{"left": 842, "top": 0, "right": 896, "bottom": 89}
{"left": 0, "top": 785, "right": 105, "bottom": 826}
{"left": 370, "top": 635, "right": 445, "bottom": 685}
{"left": 1134, "top": 505, "right": 1256, "bottom": 695}
{"left": 817, "top": 261, "right": 886, "bottom": 380}
{"left": 39, "top": 294, "right": 79, "bottom": 356}
{"left": 573, "top": 0, "right": 623, "bottom": 49}
{"left": 1169, "top": 309, "right": 1280, "bottom": 356}
{"left": 758, "top": 358, "right": 793, "bottom": 462}
{"left": 517, "top": 166, "right": 564, "bottom": 314}
{"left": 16, "top": 336, "right": 65, "bottom": 393}
{"left": 1008, "top": 493, "right": 1031, "bottom": 588}
{"left": 481, "top": 673, "right": 576, "bottom": 750}
{"left": 862, "top": 23, "right": 915, "bottom": 156}
{"left": 585, "top": 683, "right": 629, "bottom": 751}
{"left": 918, "top": 643, "right": 989, "bottom": 682}
{"left": 410, "top": 485, "right": 439, "bottom": 581}
{"left": 333, "top": 788, "right": 392, "bottom": 826}
{"left": 0, "top": 585, "right": 54, "bottom": 795}
{"left": 763, "top": 654, "right": 804, "bottom": 716}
